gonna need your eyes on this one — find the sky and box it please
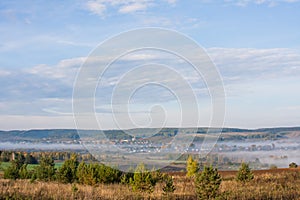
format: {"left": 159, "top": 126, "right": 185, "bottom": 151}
{"left": 0, "top": 0, "right": 300, "bottom": 130}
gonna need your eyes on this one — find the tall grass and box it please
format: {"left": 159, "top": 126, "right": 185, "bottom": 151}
{"left": 0, "top": 170, "right": 299, "bottom": 199}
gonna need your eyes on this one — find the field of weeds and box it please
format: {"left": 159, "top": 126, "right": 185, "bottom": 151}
{"left": 0, "top": 168, "right": 299, "bottom": 200}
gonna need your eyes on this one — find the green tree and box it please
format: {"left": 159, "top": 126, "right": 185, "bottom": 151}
{"left": 162, "top": 174, "right": 176, "bottom": 196}
{"left": 19, "top": 164, "right": 30, "bottom": 179}
{"left": 76, "top": 161, "right": 88, "bottom": 184}
{"left": 97, "top": 164, "right": 122, "bottom": 184}
{"left": 236, "top": 163, "right": 254, "bottom": 182}
{"left": 76, "top": 162, "right": 121, "bottom": 185}
{"left": 58, "top": 154, "right": 79, "bottom": 183}
{"left": 4, "top": 161, "right": 20, "bottom": 180}
{"left": 195, "top": 165, "right": 222, "bottom": 200}
{"left": 186, "top": 155, "right": 199, "bottom": 177}
{"left": 33, "top": 156, "right": 56, "bottom": 181}
{"left": 84, "top": 163, "right": 100, "bottom": 185}
{"left": 130, "top": 163, "right": 157, "bottom": 193}
{"left": 3, "top": 155, "right": 27, "bottom": 180}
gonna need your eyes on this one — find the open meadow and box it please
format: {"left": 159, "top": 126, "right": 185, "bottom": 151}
{"left": 0, "top": 168, "right": 299, "bottom": 200}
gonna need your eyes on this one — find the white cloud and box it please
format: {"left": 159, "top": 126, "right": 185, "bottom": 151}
{"left": 84, "top": 0, "right": 177, "bottom": 16}
{"left": 207, "top": 47, "right": 300, "bottom": 83}
{"left": 86, "top": 1, "right": 106, "bottom": 16}
{"left": 0, "top": 69, "right": 11, "bottom": 77}
{"left": 1, "top": 47, "right": 300, "bottom": 129}
{"left": 119, "top": 2, "right": 149, "bottom": 13}
{"left": 26, "top": 57, "right": 86, "bottom": 84}
{"left": 225, "top": 0, "right": 300, "bottom": 6}
{"left": 165, "top": 0, "right": 177, "bottom": 5}
{"left": 0, "top": 115, "right": 75, "bottom": 130}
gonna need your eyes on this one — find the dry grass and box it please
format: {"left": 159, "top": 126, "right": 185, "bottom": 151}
{"left": 0, "top": 169, "right": 300, "bottom": 200}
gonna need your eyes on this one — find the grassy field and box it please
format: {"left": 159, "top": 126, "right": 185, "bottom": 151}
{"left": 0, "top": 168, "right": 299, "bottom": 199}
{"left": 0, "top": 162, "right": 64, "bottom": 171}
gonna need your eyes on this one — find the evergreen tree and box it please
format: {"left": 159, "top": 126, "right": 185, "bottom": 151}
{"left": 58, "top": 154, "right": 79, "bottom": 183}
{"left": 236, "top": 163, "right": 254, "bottom": 182}
{"left": 76, "top": 161, "right": 88, "bottom": 184}
{"left": 162, "top": 174, "right": 176, "bottom": 196}
{"left": 130, "top": 163, "right": 157, "bottom": 193}
{"left": 195, "top": 165, "right": 222, "bottom": 200}
{"left": 3, "top": 155, "right": 27, "bottom": 180}
{"left": 4, "top": 161, "right": 20, "bottom": 180}
{"left": 186, "top": 155, "right": 199, "bottom": 177}
{"left": 33, "top": 156, "right": 56, "bottom": 181}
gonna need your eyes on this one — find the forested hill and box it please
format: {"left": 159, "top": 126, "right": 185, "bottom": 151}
{"left": 0, "top": 127, "right": 300, "bottom": 142}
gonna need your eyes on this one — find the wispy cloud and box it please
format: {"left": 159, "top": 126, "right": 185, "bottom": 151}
{"left": 26, "top": 57, "right": 86, "bottom": 85}
{"left": 224, "top": 0, "right": 300, "bottom": 7}
{"left": 118, "top": 2, "right": 150, "bottom": 13}
{"left": 207, "top": 47, "right": 300, "bottom": 83}
{"left": 0, "top": 69, "right": 11, "bottom": 77}
{"left": 1, "top": 47, "right": 299, "bottom": 128}
{"left": 84, "top": 0, "right": 176, "bottom": 16}
{"left": 86, "top": 0, "right": 106, "bottom": 16}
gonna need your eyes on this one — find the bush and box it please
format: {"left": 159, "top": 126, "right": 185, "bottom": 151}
{"left": 33, "top": 156, "right": 56, "bottom": 181}
{"left": 76, "top": 161, "right": 88, "bottom": 184}
{"left": 195, "top": 165, "right": 222, "bottom": 200}
{"left": 3, "top": 156, "right": 29, "bottom": 180}
{"left": 120, "top": 172, "right": 134, "bottom": 185}
{"left": 18, "top": 164, "right": 30, "bottom": 179}
{"left": 236, "top": 163, "right": 254, "bottom": 182}
{"left": 162, "top": 174, "right": 176, "bottom": 195}
{"left": 80, "top": 163, "right": 99, "bottom": 185}
{"left": 58, "top": 154, "right": 79, "bottom": 183}
{"left": 186, "top": 155, "right": 199, "bottom": 178}
{"left": 289, "top": 162, "right": 298, "bottom": 168}
{"left": 97, "top": 164, "right": 122, "bottom": 184}
{"left": 76, "top": 162, "right": 121, "bottom": 185}
{"left": 269, "top": 164, "right": 278, "bottom": 169}
{"left": 130, "top": 163, "right": 158, "bottom": 193}
{"left": 4, "top": 162, "right": 20, "bottom": 180}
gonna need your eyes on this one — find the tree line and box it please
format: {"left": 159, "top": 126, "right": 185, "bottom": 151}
{"left": 0, "top": 150, "right": 96, "bottom": 163}
{"left": 2, "top": 152, "right": 298, "bottom": 199}
{"left": 1, "top": 154, "right": 176, "bottom": 196}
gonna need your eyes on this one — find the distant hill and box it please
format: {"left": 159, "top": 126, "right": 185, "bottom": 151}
{"left": 0, "top": 127, "right": 300, "bottom": 143}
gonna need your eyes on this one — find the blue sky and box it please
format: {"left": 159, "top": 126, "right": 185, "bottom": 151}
{"left": 0, "top": 0, "right": 300, "bottom": 130}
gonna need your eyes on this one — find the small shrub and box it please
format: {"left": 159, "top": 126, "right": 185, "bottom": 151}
{"left": 18, "top": 164, "right": 30, "bottom": 179}
{"left": 195, "top": 165, "right": 222, "bottom": 200}
{"left": 4, "top": 163, "right": 19, "bottom": 180}
{"left": 33, "top": 156, "right": 56, "bottom": 181}
{"left": 162, "top": 174, "right": 176, "bottom": 195}
{"left": 97, "top": 164, "right": 122, "bottom": 184}
{"left": 130, "top": 163, "right": 157, "bottom": 193}
{"left": 71, "top": 184, "right": 79, "bottom": 193}
{"left": 3, "top": 156, "right": 28, "bottom": 180}
{"left": 76, "top": 161, "right": 88, "bottom": 184}
{"left": 58, "top": 154, "right": 79, "bottom": 183}
{"left": 269, "top": 164, "right": 278, "bottom": 169}
{"left": 289, "top": 162, "right": 298, "bottom": 168}
{"left": 121, "top": 172, "right": 134, "bottom": 185}
{"left": 236, "top": 163, "right": 254, "bottom": 182}
{"left": 186, "top": 155, "right": 199, "bottom": 178}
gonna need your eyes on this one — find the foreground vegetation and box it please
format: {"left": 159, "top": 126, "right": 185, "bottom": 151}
{"left": 0, "top": 169, "right": 300, "bottom": 199}
{"left": 0, "top": 152, "right": 299, "bottom": 199}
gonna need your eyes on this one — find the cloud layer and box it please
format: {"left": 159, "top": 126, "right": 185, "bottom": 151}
{"left": 0, "top": 47, "right": 299, "bottom": 129}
